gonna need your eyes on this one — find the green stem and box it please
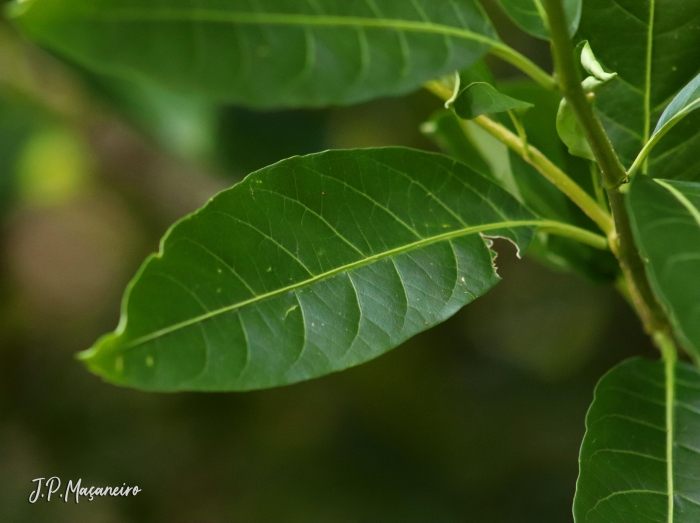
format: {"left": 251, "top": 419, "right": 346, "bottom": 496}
{"left": 489, "top": 42, "right": 556, "bottom": 91}
{"left": 543, "top": 0, "right": 669, "bottom": 335}
{"left": 472, "top": 115, "right": 614, "bottom": 236}
{"left": 590, "top": 162, "right": 607, "bottom": 210}
{"left": 508, "top": 110, "right": 529, "bottom": 159}
{"left": 607, "top": 190, "right": 668, "bottom": 332}
{"left": 425, "top": 80, "right": 614, "bottom": 235}
{"left": 542, "top": 0, "right": 627, "bottom": 190}
{"left": 537, "top": 221, "right": 608, "bottom": 250}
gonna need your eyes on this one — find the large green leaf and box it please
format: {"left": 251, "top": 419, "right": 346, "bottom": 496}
{"left": 497, "top": 0, "right": 581, "bottom": 40}
{"left": 10, "top": 0, "right": 496, "bottom": 108}
{"left": 578, "top": 1, "right": 700, "bottom": 174}
{"left": 80, "top": 147, "right": 550, "bottom": 391}
{"left": 628, "top": 175, "right": 700, "bottom": 362}
{"left": 574, "top": 356, "right": 700, "bottom": 523}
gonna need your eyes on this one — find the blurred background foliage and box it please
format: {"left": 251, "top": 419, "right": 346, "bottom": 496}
{"left": 0, "top": 2, "right": 656, "bottom": 522}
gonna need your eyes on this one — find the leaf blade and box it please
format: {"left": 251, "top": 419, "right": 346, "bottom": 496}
{"left": 629, "top": 73, "right": 700, "bottom": 177}
{"left": 578, "top": 1, "right": 700, "bottom": 175}
{"left": 81, "top": 148, "right": 540, "bottom": 391}
{"left": 574, "top": 356, "right": 700, "bottom": 523}
{"left": 628, "top": 175, "right": 700, "bottom": 361}
{"left": 450, "top": 82, "right": 533, "bottom": 120}
{"left": 497, "top": 0, "right": 581, "bottom": 40}
{"left": 11, "top": 0, "right": 497, "bottom": 108}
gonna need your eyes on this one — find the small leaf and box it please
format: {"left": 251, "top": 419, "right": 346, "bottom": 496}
{"left": 449, "top": 81, "right": 533, "bottom": 120}
{"left": 574, "top": 356, "right": 700, "bottom": 523}
{"left": 580, "top": 42, "right": 616, "bottom": 84}
{"left": 572, "top": 41, "right": 616, "bottom": 93}
{"left": 628, "top": 175, "right": 700, "bottom": 361}
{"left": 557, "top": 100, "right": 595, "bottom": 161}
{"left": 497, "top": 0, "right": 581, "bottom": 40}
{"left": 81, "top": 148, "right": 541, "bottom": 391}
{"left": 629, "top": 73, "right": 700, "bottom": 177}
{"left": 10, "top": 0, "right": 496, "bottom": 108}
{"left": 654, "top": 73, "right": 700, "bottom": 137}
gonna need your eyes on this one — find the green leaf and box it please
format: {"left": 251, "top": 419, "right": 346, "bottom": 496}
{"left": 628, "top": 175, "right": 700, "bottom": 361}
{"left": 629, "top": 73, "right": 700, "bottom": 177}
{"left": 10, "top": 0, "right": 496, "bottom": 109}
{"left": 555, "top": 42, "right": 614, "bottom": 163}
{"left": 578, "top": 1, "right": 700, "bottom": 174}
{"left": 574, "top": 356, "right": 700, "bottom": 523}
{"left": 427, "top": 79, "right": 618, "bottom": 282}
{"left": 497, "top": 0, "right": 581, "bottom": 40}
{"left": 442, "top": 61, "right": 532, "bottom": 120}
{"left": 448, "top": 81, "right": 533, "bottom": 120}
{"left": 653, "top": 73, "right": 700, "bottom": 141}
{"left": 504, "top": 83, "right": 618, "bottom": 281}
{"left": 80, "top": 148, "right": 543, "bottom": 391}
{"left": 579, "top": 41, "right": 615, "bottom": 84}
{"left": 557, "top": 99, "right": 595, "bottom": 161}
{"left": 423, "top": 108, "right": 522, "bottom": 199}
{"left": 421, "top": 109, "right": 493, "bottom": 177}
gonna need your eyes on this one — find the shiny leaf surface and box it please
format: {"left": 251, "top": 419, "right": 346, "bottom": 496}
{"left": 497, "top": 0, "right": 581, "bottom": 40}
{"left": 574, "top": 357, "right": 700, "bottom": 523}
{"left": 628, "top": 175, "right": 700, "bottom": 361}
{"left": 578, "top": 1, "right": 700, "bottom": 175}
{"left": 81, "top": 148, "right": 540, "bottom": 391}
{"left": 630, "top": 73, "right": 700, "bottom": 177}
{"left": 10, "top": 0, "right": 496, "bottom": 108}
{"left": 449, "top": 81, "right": 532, "bottom": 120}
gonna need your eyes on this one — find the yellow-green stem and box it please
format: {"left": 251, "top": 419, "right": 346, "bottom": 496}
{"left": 471, "top": 115, "right": 614, "bottom": 236}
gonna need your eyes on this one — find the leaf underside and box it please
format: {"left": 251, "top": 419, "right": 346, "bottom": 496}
{"left": 628, "top": 176, "right": 700, "bottom": 362}
{"left": 574, "top": 357, "right": 700, "bottom": 523}
{"left": 651, "top": 72, "right": 700, "bottom": 146}
{"left": 11, "top": 0, "right": 496, "bottom": 108}
{"left": 82, "top": 148, "right": 538, "bottom": 391}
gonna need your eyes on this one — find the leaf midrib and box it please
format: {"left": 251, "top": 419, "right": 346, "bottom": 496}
{"left": 655, "top": 179, "right": 700, "bottom": 228}
{"left": 664, "top": 350, "right": 675, "bottom": 523}
{"left": 46, "top": 8, "right": 501, "bottom": 49}
{"left": 116, "top": 219, "right": 547, "bottom": 351}
{"left": 643, "top": 0, "right": 656, "bottom": 154}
